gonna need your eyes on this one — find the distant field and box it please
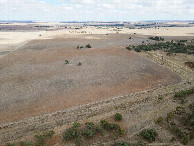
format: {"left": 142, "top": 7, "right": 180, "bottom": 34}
{"left": 0, "top": 34, "right": 181, "bottom": 124}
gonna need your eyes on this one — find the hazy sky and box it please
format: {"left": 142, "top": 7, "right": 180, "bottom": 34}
{"left": 0, "top": 0, "right": 193, "bottom": 21}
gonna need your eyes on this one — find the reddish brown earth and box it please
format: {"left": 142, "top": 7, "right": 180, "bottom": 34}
{"left": 0, "top": 34, "right": 181, "bottom": 124}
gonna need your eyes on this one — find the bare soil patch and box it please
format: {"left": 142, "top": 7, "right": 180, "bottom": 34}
{"left": 0, "top": 34, "right": 181, "bottom": 124}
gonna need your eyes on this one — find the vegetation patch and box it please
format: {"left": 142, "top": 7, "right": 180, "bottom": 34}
{"left": 174, "top": 88, "right": 194, "bottom": 104}
{"left": 184, "top": 61, "right": 194, "bottom": 68}
{"left": 126, "top": 41, "right": 194, "bottom": 54}
{"left": 140, "top": 128, "right": 158, "bottom": 142}
{"left": 115, "top": 113, "right": 123, "bottom": 121}
{"left": 156, "top": 101, "right": 194, "bottom": 145}
{"left": 63, "top": 116, "right": 125, "bottom": 145}
{"left": 149, "top": 36, "right": 164, "bottom": 41}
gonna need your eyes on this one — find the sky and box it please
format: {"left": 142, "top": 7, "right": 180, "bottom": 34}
{"left": 0, "top": 0, "right": 194, "bottom": 21}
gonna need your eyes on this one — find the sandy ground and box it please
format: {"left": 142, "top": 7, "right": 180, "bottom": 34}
{"left": 0, "top": 34, "right": 181, "bottom": 124}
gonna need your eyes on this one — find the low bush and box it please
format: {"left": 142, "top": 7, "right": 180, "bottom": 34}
{"left": 115, "top": 113, "right": 122, "bottom": 121}
{"left": 63, "top": 122, "right": 83, "bottom": 146}
{"left": 82, "top": 122, "right": 103, "bottom": 138}
{"left": 86, "top": 44, "right": 91, "bottom": 48}
{"left": 174, "top": 88, "right": 194, "bottom": 99}
{"left": 100, "top": 120, "right": 125, "bottom": 136}
{"left": 140, "top": 128, "right": 157, "bottom": 142}
{"left": 157, "top": 117, "right": 164, "bottom": 124}
{"left": 65, "top": 60, "right": 69, "bottom": 64}
{"left": 35, "top": 130, "right": 55, "bottom": 146}
{"left": 77, "top": 62, "right": 82, "bottom": 66}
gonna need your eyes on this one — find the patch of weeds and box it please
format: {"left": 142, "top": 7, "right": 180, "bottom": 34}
{"left": 35, "top": 130, "right": 55, "bottom": 146}
{"left": 19, "top": 141, "right": 25, "bottom": 146}
{"left": 158, "top": 95, "right": 163, "bottom": 101}
{"left": 157, "top": 117, "right": 164, "bottom": 124}
{"left": 4, "top": 143, "right": 16, "bottom": 146}
{"left": 167, "top": 111, "right": 175, "bottom": 123}
{"left": 171, "top": 136, "right": 176, "bottom": 142}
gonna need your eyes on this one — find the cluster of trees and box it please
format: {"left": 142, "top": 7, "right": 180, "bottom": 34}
{"left": 126, "top": 41, "right": 194, "bottom": 54}
{"left": 149, "top": 36, "right": 164, "bottom": 41}
{"left": 64, "top": 113, "right": 124, "bottom": 146}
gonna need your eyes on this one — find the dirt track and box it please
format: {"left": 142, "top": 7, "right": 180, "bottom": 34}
{"left": 0, "top": 34, "right": 181, "bottom": 124}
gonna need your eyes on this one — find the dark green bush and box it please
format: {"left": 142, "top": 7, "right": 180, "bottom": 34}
{"left": 63, "top": 122, "right": 83, "bottom": 146}
{"left": 140, "top": 128, "right": 157, "bottom": 142}
{"left": 65, "top": 60, "right": 69, "bottom": 64}
{"left": 82, "top": 122, "right": 103, "bottom": 138}
{"left": 115, "top": 113, "right": 122, "bottom": 121}
{"left": 86, "top": 44, "right": 91, "bottom": 48}
{"left": 100, "top": 120, "right": 125, "bottom": 136}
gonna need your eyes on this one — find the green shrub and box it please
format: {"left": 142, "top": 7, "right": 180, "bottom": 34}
{"left": 65, "top": 60, "right": 69, "bottom": 64}
{"left": 83, "top": 122, "right": 103, "bottom": 138}
{"left": 77, "top": 62, "right": 82, "bottom": 66}
{"left": 100, "top": 120, "right": 125, "bottom": 136}
{"left": 174, "top": 88, "right": 194, "bottom": 99}
{"left": 86, "top": 44, "right": 91, "bottom": 48}
{"left": 35, "top": 130, "right": 55, "bottom": 146}
{"left": 63, "top": 122, "right": 83, "bottom": 146}
{"left": 140, "top": 128, "right": 157, "bottom": 142}
{"left": 115, "top": 113, "right": 122, "bottom": 121}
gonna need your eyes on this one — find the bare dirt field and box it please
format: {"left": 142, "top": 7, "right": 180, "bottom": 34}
{"left": 0, "top": 34, "right": 181, "bottom": 124}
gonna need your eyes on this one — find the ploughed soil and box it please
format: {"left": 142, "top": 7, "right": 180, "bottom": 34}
{"left": 0, "top": 34, "right": 181, "bottom": 124}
